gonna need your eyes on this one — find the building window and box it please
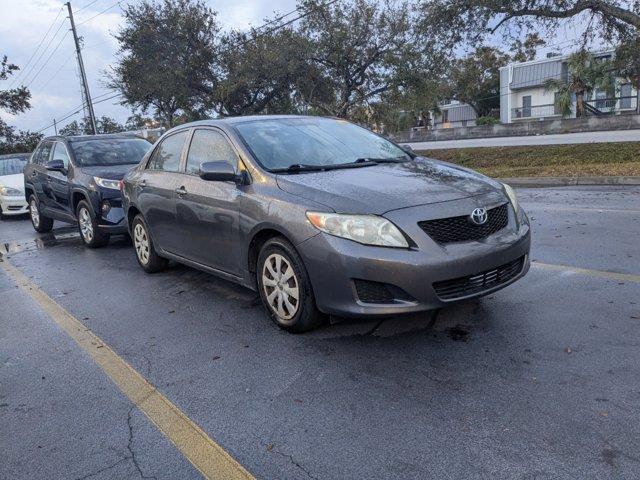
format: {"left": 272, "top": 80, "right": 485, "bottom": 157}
{"left": 442, "top": 110, "right": 449, "bottom": 123}
{"left": 522, "top": 96, "right": 532, "bottom": 118}
{"left": 621, "top": 84, "right": 632, "bottom": 109}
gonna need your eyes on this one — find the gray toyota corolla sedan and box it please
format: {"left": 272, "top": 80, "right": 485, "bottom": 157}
{"left": 121, "top": 115, "right": 530, "bottom": 332}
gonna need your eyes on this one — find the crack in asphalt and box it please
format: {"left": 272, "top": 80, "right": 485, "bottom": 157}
{"left": 71, "top": 458, "right": 129, "bottom": 480}
{"left": 271, "top": 448, "right": 320, "bottom": 480}
{"left": 126, "top": 406, "right": 158, "bottom": 480}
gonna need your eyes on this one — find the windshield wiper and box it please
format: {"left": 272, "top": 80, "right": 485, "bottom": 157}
{"left": 272, "top": 161, "right": 378, "bottom": 174}
{"left": 355, "top": 156, "right": 409, "bottom": 164}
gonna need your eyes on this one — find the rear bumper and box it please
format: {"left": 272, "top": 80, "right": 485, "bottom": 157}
{"left": 298, "top": 217, "right": 531, "bottom": 318}
{"left": 0, "top": 196, "right": 28, "bottom": 216}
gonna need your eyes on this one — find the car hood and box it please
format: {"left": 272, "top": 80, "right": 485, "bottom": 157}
{"left": 0, "top": 173, "right": 25, "bottom": 191}
{"left": 80, "top": 164, "right": 137, "bottom": 180}
{"left": 275, "top": 158, "right": 503, "bottom": 214}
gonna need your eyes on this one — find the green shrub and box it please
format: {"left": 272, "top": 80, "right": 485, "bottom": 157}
{"left": 476, "top": 116, "right": 500, "bottom": 126}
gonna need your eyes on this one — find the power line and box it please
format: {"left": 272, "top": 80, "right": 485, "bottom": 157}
{"left": 12, "top": 16, "right": 67, "bottom": 88}
{"left": 7, "top": 5, "right": 64, "bottom": 88}
{"left": 35, "top": 52, "right": 75, "bottom": 91}
{"left": 76, "top": 1, "right": 121, "bottom": 26}
{"left": 25, "top": 31, "right": 71, "bottom": 88}
{"left": 75, "top": 0, "right": 101, "bottom": 14}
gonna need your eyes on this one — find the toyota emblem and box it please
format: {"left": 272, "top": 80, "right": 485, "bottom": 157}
{"left": 470, "top": 207, "right": 488, "bottom": 225}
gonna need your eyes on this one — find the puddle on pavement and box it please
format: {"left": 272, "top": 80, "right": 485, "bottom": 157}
{"left": 0, "top": 228, "right": 79, "bottom": 258}
{"left": 445, "top": 325, "right": 471, "bottom": 342}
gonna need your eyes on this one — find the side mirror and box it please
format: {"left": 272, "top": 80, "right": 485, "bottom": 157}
{"left": 199, "top": 161, "right": 239, "bottom": 182}
{"left": 400, "top": 144, "right": 415, "bottom": 154}
{"left": 45, "top": 159, "right": 66, "bottom": 173}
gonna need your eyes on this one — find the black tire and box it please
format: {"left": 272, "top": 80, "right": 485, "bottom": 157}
{"left": 28, "top": 194, "right": 53, "bottom": 233}
{"left": 131, "top": 214, "right": 168, "bottom": 273}
{"left": 76, "top": 200, "right": 110, "bottom": 248}
{"left": 256, "top": 236, "right": 324, "bottom": 333}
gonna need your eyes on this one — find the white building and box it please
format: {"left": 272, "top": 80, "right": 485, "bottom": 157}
{"left": 432, "top": 100, "right": 477, "bottom": 129}
{"left": 499, "top": 50, "right": 637, "bottom": 124}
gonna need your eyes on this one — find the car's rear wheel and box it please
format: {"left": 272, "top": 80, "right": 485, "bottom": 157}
{"left": 257, "top": 237, "right": 323, "bottom": 333}
{"left": 28, "top": 194, "right": 53, "bottom": 233}
{"left": 132, "top": 214, "right": 168, "bottom": 273}
{"left": 76, "top": 200, "right": 109, "bottom": 248}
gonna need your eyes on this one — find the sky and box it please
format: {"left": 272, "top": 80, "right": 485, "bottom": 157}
{"left": 0, "top": 0, "right": 297, "bottom": 134}
{"left": 0, "top": 0, "right": 602, "bottom": 135}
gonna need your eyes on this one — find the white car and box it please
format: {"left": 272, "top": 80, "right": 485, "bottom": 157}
{"left": 0, "top": 153, "right": 30, "bottom": 218}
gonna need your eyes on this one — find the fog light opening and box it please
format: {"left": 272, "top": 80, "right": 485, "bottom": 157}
{"left": 101, "top": 200, "right": 111, "bottom": 215}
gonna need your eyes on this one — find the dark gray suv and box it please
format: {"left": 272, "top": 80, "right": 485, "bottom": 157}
{"left": 122, "top": 115, "right": 530, "bottom": 332}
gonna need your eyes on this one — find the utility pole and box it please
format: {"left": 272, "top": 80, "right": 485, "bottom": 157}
{"left": 53, "top": 118, "right": 58, "bottom": 135}
{"left": 66, "top": 2, "right": 97, "bottom": 135}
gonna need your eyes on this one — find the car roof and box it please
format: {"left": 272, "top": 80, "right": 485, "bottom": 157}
{"left": 171, "top": 115, "right": 334, "bottom": 130}
{"left": 0, "top": 152, "right": 31, "bottom": 160}
{"left": 42, "top": 133, "right": 144, "bottom": 143}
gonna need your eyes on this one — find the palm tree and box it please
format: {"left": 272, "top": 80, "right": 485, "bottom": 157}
{"left": 545, "top": 50, "right": 615, "bottom": 117}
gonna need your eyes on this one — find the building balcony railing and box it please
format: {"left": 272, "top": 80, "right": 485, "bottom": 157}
{"left": 512, "top": 96, "right": 638, "bottom": 120}
{"left": 511, "top": 104, "right": 560, "bottom": 119}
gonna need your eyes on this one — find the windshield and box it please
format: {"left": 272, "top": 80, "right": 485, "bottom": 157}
{"left": 0, "top": 157, "right": 28, "bottom": 176}
{"left": 69, "top": 138, "right": 150, "bottom": 167}
{"left": 234, "top": 117, "right": 409, "bottom": 171}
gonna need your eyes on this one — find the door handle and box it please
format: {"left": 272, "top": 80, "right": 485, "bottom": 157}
{"left": 139, "top": 179, "right": 146, "bottom": 188}
{"left": 175, "top": 186, "right": 187, "bottom": 197}
{"left": 30, "top": 171, "right": 37, "bottom": 178}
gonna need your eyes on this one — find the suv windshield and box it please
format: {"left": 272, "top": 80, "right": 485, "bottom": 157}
{"left": 0, "top": 156, "right": 28, "bottom": 176}
{"left": 234, "top": 117, "right": 410, "bottom": 171}
{"left": 69, "top": 138, "right": 150, "bottom": 167}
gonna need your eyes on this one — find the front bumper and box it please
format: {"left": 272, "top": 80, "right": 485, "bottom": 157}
{"left": 96, "top": 196, "right": 127, "bottom": 234}
{"left": 0, "top": 196, "right": 28, "bottom": 216}
{"left": 297, "top": 198, "right": 531, "bottom": 318}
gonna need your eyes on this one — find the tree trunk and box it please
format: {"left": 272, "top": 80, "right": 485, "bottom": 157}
{"left": 636, "top": 76, "right": 640, "bottom": 115}
{"left": 576, "top": 91, "right": 585, "bottom": 117}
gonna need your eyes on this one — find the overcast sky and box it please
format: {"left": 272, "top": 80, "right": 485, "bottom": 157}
{"left": 0, "top": 0, "right": 296, "bottom": 134}
{"left": 1, "top": 0, "right": 598, "bottom": 135}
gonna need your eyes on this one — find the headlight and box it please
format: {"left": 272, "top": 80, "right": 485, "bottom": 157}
{"left": 306, "top": 212, "right": 409, "bottom": 248}
{"left": 0, "top": 186, "right": 23, "bottom": 196}
{"left": 94, "top": 177, "right": 121, "bottom": 190}
{"left": 503, "top": 183, "right": 521, "bottom": 221}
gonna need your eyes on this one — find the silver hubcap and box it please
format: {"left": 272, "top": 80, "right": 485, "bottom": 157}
{"left": 262, "top": 253, "right": 299, "bottom": 321}
{"left": 133, "top": 223, "right": 150, "bottom": 265}
{"left": 79, "top": 207, "right": 93, "bottom": 243}
{"left": 30, "top": 200, "right": 39, "bottom": 227}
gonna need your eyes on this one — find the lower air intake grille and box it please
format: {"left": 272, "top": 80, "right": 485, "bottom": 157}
{"left": 354, "top": 279, "right": 413, "bottom": 304}
{"left": 418, "top": 203, "right": 509, "bottom": 244}
{"left": 433, "top": 256, "right": 525, "bottom": 300}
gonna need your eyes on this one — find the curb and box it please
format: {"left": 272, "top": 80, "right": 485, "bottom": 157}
{"left": 498, "top": 176, "right": 640, "bottom": 187}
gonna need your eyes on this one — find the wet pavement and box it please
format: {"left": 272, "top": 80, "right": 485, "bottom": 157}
{"left": 1, "top": 186, "right": 639, "bottom": 480}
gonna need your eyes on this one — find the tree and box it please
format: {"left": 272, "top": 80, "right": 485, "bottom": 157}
{"left": 203, "top": 27, "right": 317, "bottom": 116}
{"left": 448, "top": 47, "right": 510, "bottom": 117}
{"left": 0, "top": 55, "right": 42, "bottom": 154}
{"left": 59, "top": 116, "right": 125, "bottom": 135}
{"left": 298, "top": 0, "right": 417, "bottom": 118}
{"left": 511, "top": 33, "right": 546, "bottom": 63}
{"left": 545, "top": 50, "right": 614, "bottom": 117}
{"left": 422, "top": 1, "right": 640, "bottom": 46}
{"left": 109, "top": 0, "right": 219, "bottom": 127}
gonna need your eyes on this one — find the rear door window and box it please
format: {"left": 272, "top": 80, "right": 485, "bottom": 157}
{"left": 38, "top": 142, "right": 54, "bottom": 165}
{"left": 185, "top": 129, "right": 238, "bottom": 175}
{"left": 147, "top": 131, "right": 189, "bottom": 172}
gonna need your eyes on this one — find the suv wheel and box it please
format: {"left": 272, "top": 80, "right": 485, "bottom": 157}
{"left": 76, "top": 200, "right": 109, "bottom": 248}
{"left": 256, "top": 237, "right": 324, "bottom": 333}
{"left": 28, "top": 194, "right": 53, "bottom": 233}
{"left": 132, "top": 214, "right": 168, "bottom": 273}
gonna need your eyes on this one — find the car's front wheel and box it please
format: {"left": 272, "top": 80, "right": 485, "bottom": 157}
{"left": 28, "top": 194, "right": 53, "bottom": 233}
{"left": 131, "top": 214, "right": 168, "bottom": 273}
{"left": 257, "top": 237, "right": 324, "bottom": 333}
{"left": 76, "top": 200, "right": 109, "bottom": 248}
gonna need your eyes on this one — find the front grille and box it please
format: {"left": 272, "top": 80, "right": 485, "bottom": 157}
{"left": 418, "top": 203, "right": 509, "bottom": 244}
{"left": 354, "top": 279, "right": 414, "bottom": 304}
{"left": 433, "top": 256, "right": 525, "bottom": 300}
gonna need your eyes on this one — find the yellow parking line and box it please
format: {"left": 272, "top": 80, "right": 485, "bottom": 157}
{"left": 0, "top": 259, "right": 254, "bottom": 480}
{"left": 532, "top": 261, "right": 640, "bottom": 283}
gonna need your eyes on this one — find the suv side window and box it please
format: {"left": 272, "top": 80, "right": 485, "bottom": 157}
{"left": 147, "top": 131, "right": 188, "bottom": 172}
{"left": 52, "top": 142, "right": 71, "bottom": 169}
{"left": 38, "top": 142, "right": 54, "bottom": 165}
{"left": 185, "top": 129, "right": 238, "bottom": 175}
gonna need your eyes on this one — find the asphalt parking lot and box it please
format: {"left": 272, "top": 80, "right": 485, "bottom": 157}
{"left": 1, "top": 185, "right": 639, "bottom": 480}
